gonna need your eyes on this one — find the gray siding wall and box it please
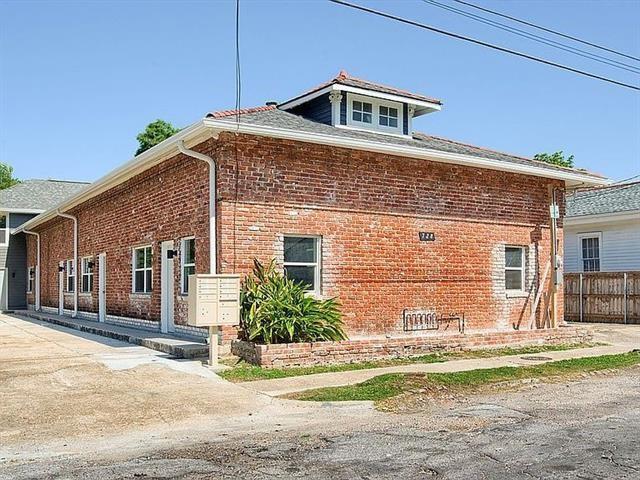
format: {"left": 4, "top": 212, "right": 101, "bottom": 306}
{"left": 4, "top": 213, "right": 37, "bottom": 309}
{"left": 7, "top": 232, "right": 27, "bottom": 309}
{"left": 289, "top": 93, "right": 332, "bottom": 125}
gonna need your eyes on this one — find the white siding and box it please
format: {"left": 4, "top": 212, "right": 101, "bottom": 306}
{"left": 565, "top": 219, "right": 640, "bottom": 273}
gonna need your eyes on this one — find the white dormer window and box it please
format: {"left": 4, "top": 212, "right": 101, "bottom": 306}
{"left": 347, "top": 94, "right": 403, "bottom": 135}
{"left": 352, "top": 100, "right": 372, "bottom": 124}
{"left": 379, "top": 106, "right": 398, "bottom": 128}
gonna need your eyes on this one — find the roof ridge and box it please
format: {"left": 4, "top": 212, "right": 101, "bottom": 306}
{"left": 24, "top": 178, "right": 91, "bottom": 184}
{"left": 337, "top": 72, "right": 442, "bottom": 105}
{"left": 206, "top": 105, "right": 277, "bottom": 118}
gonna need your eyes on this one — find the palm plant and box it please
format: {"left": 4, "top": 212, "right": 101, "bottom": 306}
{"left": 240, "top": 259, "right": 347, "bottom": 344}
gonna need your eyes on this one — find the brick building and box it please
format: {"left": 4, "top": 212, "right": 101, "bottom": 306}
{"left": 17, "top": 72, "right": 605, "bottom": 342}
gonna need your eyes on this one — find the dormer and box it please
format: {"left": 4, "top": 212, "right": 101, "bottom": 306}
{"left": 278, "top": 70, "right": 442, "bottom": 137}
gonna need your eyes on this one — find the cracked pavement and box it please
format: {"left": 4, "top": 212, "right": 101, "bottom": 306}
{"left": 1, "top": 314, "right": 639, "bottom": 479}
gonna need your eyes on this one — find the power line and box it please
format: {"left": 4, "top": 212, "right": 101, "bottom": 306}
{"left": 235, "top": 0, "right": 242, "bottom": 126}
{"left": 452, "top": 0, "right": 640, "bottom": 63}
{"left": 327, "top": 0, "right": 639, "bottom": 91}
{"left": 422, "top": 0, "right": 640, "bottom": 74}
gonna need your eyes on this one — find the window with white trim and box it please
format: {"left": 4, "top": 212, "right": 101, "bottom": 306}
{"left": 0, "top": 213, "right": 7, "bottom": 246}
{"left": 504, "top": 246, "right": 525, "bottom": 291}
{"left": 133, "top": 246, "right": 153, "bottom": 293}
{"left": 27, "top": 266, "right": 35, "bottom": 293}
{"left": 378, "top": 105, "right": 398, "bottom": 128}
{"left": 351, "top": 100, "right": 372, "bottom": 124}
{"left": 283, "top": 236, "right": 321, "bottom": 295}
{"left": 347, "top": 94, "right": 403, "bottom": 134}
{"left": 81, "top": 256, "right": 94, "bottom": 293}
{"left": 581, "top": 235, "right": 600, "bottom": 272}
{"left": 181, "top": 237, "right": 195, "bottom": 294}
{"left": 66, "top": 259, "right": 75, "bottom": 293}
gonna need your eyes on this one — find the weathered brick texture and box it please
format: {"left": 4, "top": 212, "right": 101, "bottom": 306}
{"left": 231, "top": 326, "right": 592, "bottom": 368}
{"left": 27, "top": 132, "right": 565, "bottom": 339}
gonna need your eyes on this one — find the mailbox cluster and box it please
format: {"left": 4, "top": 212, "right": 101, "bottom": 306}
{"left": 187, "top": 274, "right": 241, "bottom": 327}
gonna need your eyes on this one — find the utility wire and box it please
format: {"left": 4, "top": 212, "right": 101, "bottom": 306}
{"left": 328, "top": 0, "right": 639, "bottom": 91}
{"left": 235, "top": 0, "right": 242, "bottom": 126}
{"left": 422, "top": 0, "right": 640, "bottom": 74}
{"left": 452, "top": 0, "right": 640, "bottom": 63}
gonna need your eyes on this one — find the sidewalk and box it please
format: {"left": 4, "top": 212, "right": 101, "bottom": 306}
{"left": 244, "top": 343, "right": 634, "bottom": 396}
{"left": 13, "top": 310, "right": 209, "bottom": 359}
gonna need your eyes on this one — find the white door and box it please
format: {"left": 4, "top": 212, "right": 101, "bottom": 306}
{"left": 160, "top": 240, "right": 175, "bottom": 333}
{"left": 0, "top": 269, "right": 7, "bottom": 311}
{"left": 98, "top": 253, "right": 106, "bottom": 322}
{"left": 58, "top": 261, "right": 64, "bottom": 315}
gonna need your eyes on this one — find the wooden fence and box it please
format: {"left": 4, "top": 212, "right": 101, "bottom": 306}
{"left": 564, "top": 272, "right": 640, "bottom": 324}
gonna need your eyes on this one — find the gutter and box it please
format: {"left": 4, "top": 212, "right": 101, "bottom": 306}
{"left": 203, "top": 119, "right": 609, "bottom": 187}
{"left": 57, "top": 210, "right": 78, "bottom": 318}
{"left": 22, "top": 230, "right": 41, "bottom": 311}
{"left": 13, "top": 117, "right": 608, "bottom": 237}
{"left": 177, "top": 141, "right": 217, "bottom": 274}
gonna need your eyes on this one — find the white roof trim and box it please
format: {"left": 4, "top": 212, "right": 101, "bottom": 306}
{"left": 0, "top": 208, "right": 45, "bottom": 214}
{"left": 204, "top": 119, "right": 608, "bottom": 187}
{"left": 15, "top": 116, "right": 607, "bottom": 233}
{"left": 565, "top": 210, "right": 640, "bottom": 226}
{"left": 14, "top": 120, "right": 212, "bottom": 235}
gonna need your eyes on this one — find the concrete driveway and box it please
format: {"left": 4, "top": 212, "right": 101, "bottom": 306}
{"left": 1, "top": 314, "right": 639, "bottom": 479}
{"left": 0, "top": 314, "right": 374, "bottom": 462}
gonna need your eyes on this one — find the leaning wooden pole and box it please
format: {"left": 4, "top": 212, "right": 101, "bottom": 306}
{"left": 548, "top": 186, "right": 559, "bottom": 328}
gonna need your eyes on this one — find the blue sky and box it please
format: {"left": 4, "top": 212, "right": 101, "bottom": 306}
{"left": 1, "top": 0, "right": 639, "bottom": 183}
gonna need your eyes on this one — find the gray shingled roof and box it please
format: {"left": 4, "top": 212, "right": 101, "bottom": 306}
{"left": 0, "top": 179, "right": 89, "bottom": 211}
{"left": 210, "top": 108, "right": 595, "bottom": 176}
{"left": 566, "top": 182, "right": 640, "bottom": 217}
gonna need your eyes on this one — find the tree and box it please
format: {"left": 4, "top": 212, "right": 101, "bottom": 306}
{"left": 0, "top": 163, "right": 20, "bottom": 190}
{"left": 533, "top": 151, "right": 575, "bottom": 168}
{"left": 135, "top": 120, "right": 180, "bottom": 156}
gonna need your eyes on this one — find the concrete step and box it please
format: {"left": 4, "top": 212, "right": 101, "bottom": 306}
{"left": 15, "top": 311, "right": 210, "bottom": 359}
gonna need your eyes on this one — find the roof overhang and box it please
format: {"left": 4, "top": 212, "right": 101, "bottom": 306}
{"left": 565, "top": 210, "right": 640, "bottom": 226}
{"left": 279, "top": 83, "right": 442, "bottom": 116}
{"left": 0, "top": 208, "right": 45, "bottom": 214}
{"left": 15, "top": 117, "right": 608, "bottom": 233}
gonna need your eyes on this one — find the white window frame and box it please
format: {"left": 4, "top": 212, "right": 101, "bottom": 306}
{"left": 81, "top": 256, "right": 94, "bottom": 293}
{"left": 0, "top": 212, "right": 8, "bottom": 247}
{"left": 283, "top": 235, "right": 322, "bottom": 296}
{"left": 347, "top": 93, "right": 403, "bottom": 135}
{"left": 504, "top": 246, "right": 526, "bottom": 293}
{"left": 65, "top": 259, "right": 75, "bottom": 293}
{"left": 27, "top": 266, "right": 35, "bottom": 293}
{"left": 578, "top": 232, "right": 602, "bottom": 273}
{"left": 180, "top": 236, "right": 196, "bottom": 295}
{"left": 132, "top": 245, "right": 153, "bottom": 294}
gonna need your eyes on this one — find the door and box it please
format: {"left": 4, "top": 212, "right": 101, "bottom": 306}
{"left": 58, "top": 261, "right": 64, "bottom": 315}
{"left": 98, "top": 253, "right": 106, "bottom": 322}
{"left": 160, "top": 240, "right": 175, "bottom": 333}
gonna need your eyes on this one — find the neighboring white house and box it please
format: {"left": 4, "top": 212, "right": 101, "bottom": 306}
{"left": 564, "top": 181, "right": 640, "bottom": 273}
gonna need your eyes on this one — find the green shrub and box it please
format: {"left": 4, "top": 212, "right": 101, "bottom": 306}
{"left": 240, "top": 259, "right": 347, "bottom": 344}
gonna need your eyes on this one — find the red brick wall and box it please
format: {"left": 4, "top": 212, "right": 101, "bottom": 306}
{"left": 232, "top": 326, "right": 592, "bottom": 368}
{"left": 27, "top": 132, "right": 564, "bottom": 338}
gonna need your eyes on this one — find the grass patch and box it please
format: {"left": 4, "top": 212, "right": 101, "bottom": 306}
{"left": 289, "top": 351, "right": 640, "bottom": 403}
{"left": 219, "top": 342, "right": 601, "bottom": 383}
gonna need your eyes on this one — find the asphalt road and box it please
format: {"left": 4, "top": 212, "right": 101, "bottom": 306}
{"left": 1, "top": 314, "right": 639, "bottom": 479}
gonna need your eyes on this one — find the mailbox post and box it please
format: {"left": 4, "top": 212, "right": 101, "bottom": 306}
{"left": 187, "top": 274, "right": 241, "bottom": 366}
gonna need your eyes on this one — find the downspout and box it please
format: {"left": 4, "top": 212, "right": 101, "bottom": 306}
{"left": 23, "top": 230, "right": 41, "bottom": 311}
{"left": 57, "top": 210, "right": 78, "bottom": 318}
{"left": 177, "top": 140, "right": 217, "bottom": 274}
